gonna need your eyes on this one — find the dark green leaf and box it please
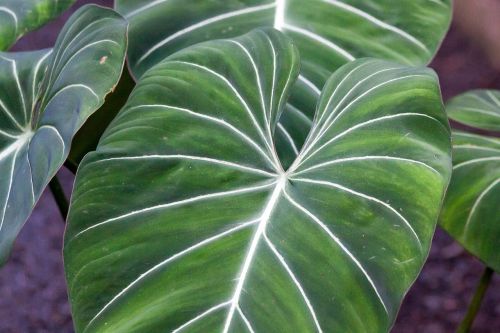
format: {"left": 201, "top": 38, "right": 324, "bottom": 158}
{"left": 440, "top": 90, "right": 500, "bottom": 272}
{"left": 115, "top": 0, "right": 452, "bottom": 167}
{"left": 0, "top": 0, "right": 75, "bottom": 51}
{"left": 65, "top": 29, "right": 451, "bottom": 333}
{"left": 0, "top": 5, "right": 127, "bottom": 264}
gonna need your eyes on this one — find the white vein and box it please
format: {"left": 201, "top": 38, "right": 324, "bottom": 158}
{"left": 0, "top": 129, "right": 19, "bottom": 139}
{"left": 274, "top": 0, "right": 286, "bottom": 30}
{"left": 172, "top": 301, "right": 232, "bottom": 333}
{"left": 298, "top": 112, "right": 439, "bottom": 169}
{"left": 93, "top": 155, "right": 276, "bottom": 177}
{"left": 453, "top": 132, "right": 500, "bottom": 146}
{"left": 85, "top": 219, "right": 259, "bottom": 330}
{"left": 226, "top": 40, "right": 270, "bottom": 140}
{"left": 298, "top": 75, "right": 321, "bottom": 96}
{"left": 313, "top": 66, "right": 402, "bottom": 142}
{"left": 277, "top": 123, "right": 299, "bottom": 155}
{"left": 286, "top": 103, "right": 313, "bottom": 125}
{"left": 72, "top": 181, "right": 276, "bottom": 241}
{"left": 237, "top": 306, "right": 255, "bottom": 333}
{"left": 267, "top": 35, "right": 277, "bottom": 119}
{"left": 322, "top": 0, "right": 429, "bottom": 53}
{"left": 292, "top": 177, "right": 422, "bottom": 250}
{"left": 0, "top": 130, "right": 31, "bottom": 232}
{"left": 0, "top": 7, "right": 18, "bottom": 33}
{"left": 0, "top": 56, "right": 27, "bottom": 127}
{"left": 265, "top": 235, "right": 323, "bottom": 332}
{"left": 454, "top": 145, "right": 500, "bottom": 154}
{"left": 169, "top": 61, "right": 276, "bottom": 164}
{"left": 124, "top": 0, "right": 169, "bottom": 18}
{"left": 223, "top": 177, "right": 286, "bottom": 332}
{"left": 453, "top": 157, "right": 500, "bottom": 170}
{"left": 294, "top": 155, "right": 440, "bottom": 176}
{"left": 283, "top": 23, "right": 355, "bottom": 61}
{"left": 31, "top": 50, "right": 53, "bottom": 110}
{"left": 43, "top": 17, "right": 111, "bottom": 92}
{"left": 126, "top": 104, "right": 276, "bottom": 168}
{"left": 50, "top": 39, "right": 119, "bottom": 88}
{"left": 43, "top": 84, "right": 99, "bottom": 109}
{"left": 137, "top": 3, "right": 276, "bottom": 64}
{"left": 487, "top": 91, "right": 500, "bottom": 107}
{"left": 283, "top": 189, "right": 388, "bottom": 314}
{"left": 457, "top": 107, "right": 500, "bottom": 118}
{"left": 464, "top": 178, "right": 500, "bottom": 235}
{"left": 37, "top": 125, "right": 65, "bottom": 159}
{"left": 312, "top": 60, "right": 377, "bottom": 132}
{"left": 25, "top": 147, "right": 35, "bottom": 203}
{"left": 298, "top": 72, "right": 420, "bottom": 165}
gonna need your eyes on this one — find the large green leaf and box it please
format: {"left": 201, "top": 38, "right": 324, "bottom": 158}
{"left": 0, "top": 5, "right": 127, "bottom": 263}
{"left": 64, "top": 29, "right": 451, "bottom": 333}
{"left": 115, "top": 0, "right": 452, "bottom": 167}
{"left": 440, "top": 90, "right": 500, "bottom": 272}
{"left": 446, "top": 89, "right": 500, "bottom": 131}
{"left": 0, "top": 0, "right": 75, "bottom": 51}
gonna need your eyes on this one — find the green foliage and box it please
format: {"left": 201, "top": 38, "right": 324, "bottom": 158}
{"left": 0, "top": 0, "right": 75, "bottom": 51}
{"left": 64, "top": 29, "right": 451, "bottom": 333}
{"left": 115, "top": 0, "right": 452, "bottom": 168}
{"left": 440, "top": 89, "right": 500, "bottom": 272}
{"left": 0, "top": 5, "right": 127, "bottom": 264}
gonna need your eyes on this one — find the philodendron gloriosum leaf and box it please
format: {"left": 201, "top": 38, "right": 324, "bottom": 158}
{"left": 64, "top": 29, "right": 451, "bottom": 333}
{"left": 440, "top": 90, "right": 500, "bottom": 272}
{"left": 446, "top": 90, "right": 500, "bottom": 131}
{"left": 0, "top": 5, "right": 127, "bottom": 263}
{"left": 0, "top": 0, "right": 75, "bottom": 51}
{"left": 115, "top": 0, "right": 452, "bottom": 168}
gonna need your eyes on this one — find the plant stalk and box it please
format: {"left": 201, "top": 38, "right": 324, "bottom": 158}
{"left": 457, "top": 266, "right": 494, "bottom": 333}
{"left": 49, "top": 175, "right": 69, "bottom": 221}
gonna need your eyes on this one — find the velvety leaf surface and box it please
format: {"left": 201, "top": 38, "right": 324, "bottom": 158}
{"left": 65, "top": 30, "right": 451, "bottom": 333}
{"left": 0, "top": 5, "right": 127, "bottom": 264}
{"left": 68, "top": 65, "right": 135, "bottom": 167}
{"left": 440, "top": 91, "right": 500, "bottom": 272}
{"left": 0, "top": 0, "right": 75, "bottom": 51}
{"left": 115, "top": 0, "right": 452, "bottom": 167}
{"left": 447, "top": 89, "right": 500, "bottom": 131}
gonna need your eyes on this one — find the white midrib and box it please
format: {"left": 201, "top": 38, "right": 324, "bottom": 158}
{"left": 274, "top": 0, "right": 286, "bottom": 30}
{"left": 223, "top": 175, "right": 286, "bottom": 332}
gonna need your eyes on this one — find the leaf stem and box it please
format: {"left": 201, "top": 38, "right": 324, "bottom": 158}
{"left": 49, "top": 175, "right": 69, "bottom": 221}
{"left": 457, "top": 266, "right": 494, "bottom": 333}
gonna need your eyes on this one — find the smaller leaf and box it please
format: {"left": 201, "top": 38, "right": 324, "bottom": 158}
{"left": 447, "top": 89, "right": 500, "bottom": 131}
{"left": 0, "top": 0, "right": 76, "bottom": 51}
{"left": 0, "top": 4, "right": 127, "bottom": 264}
{"left": 440, "top": 90, "right": 500, "bottom": 272}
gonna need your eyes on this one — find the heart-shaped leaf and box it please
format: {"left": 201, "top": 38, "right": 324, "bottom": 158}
{"left": 0, "top": 5, "right": 127, "bottom": 263}
{"left": 64, "top": 29, "right": 451, "bottom": 332}
{"left": 115, "top": 0, "right": 452, "bottom": 167}
{"left": 440, "top": 90, "right": 500, "bottom": 272}
{"left": 0, "top": 0, "right": 75, "bottom": 51}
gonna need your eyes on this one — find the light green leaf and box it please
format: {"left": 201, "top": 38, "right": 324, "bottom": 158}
{"left": 115, "top": 0, "right": 452, "bottom": 167}
{"left": 0, "top": 0, "right": 75, "bottom": 51}
{"left": 447, "top": 89, "right": 500, "bottom": 131}
{"left": 0, "top": 5, "right": 127, "bottom": 264}
{"left": 64, "top": 29, "right": 451, "bottom": 333}
{"left": 440, "top": 91, "right": 500, "bottom": 272}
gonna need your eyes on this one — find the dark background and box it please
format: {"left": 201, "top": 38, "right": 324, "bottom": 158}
{"left": 1, "top": 1, "right": 499, "bottom": 332}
